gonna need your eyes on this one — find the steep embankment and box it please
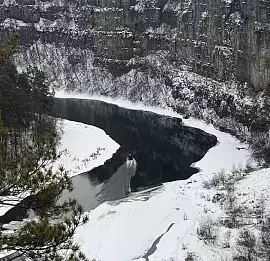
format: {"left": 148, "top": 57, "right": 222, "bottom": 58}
{"left": 1, "top": 0, "right": 270, "bottom": 90}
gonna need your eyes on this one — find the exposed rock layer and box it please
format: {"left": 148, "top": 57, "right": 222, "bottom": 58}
{"left": 0, "top": 0, "right": 270, "bottom": 89}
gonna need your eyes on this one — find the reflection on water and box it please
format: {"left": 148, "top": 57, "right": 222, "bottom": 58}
{"left": 60, "top": 158, "right": 137, "bottom": 212}
{"left": 0, "top": 159, "right": 137, "bottom": 224}
{"left": 96, "top": 158, "right": 137, "bottom": 203}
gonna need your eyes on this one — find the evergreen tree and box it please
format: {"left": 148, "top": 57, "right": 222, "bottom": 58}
{"left": 0, "top": 35, "right": 88, "bottom": 260}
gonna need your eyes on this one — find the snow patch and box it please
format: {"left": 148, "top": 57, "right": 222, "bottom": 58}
{"left": 56, "top": 119, "right": 119, "bottom": 177}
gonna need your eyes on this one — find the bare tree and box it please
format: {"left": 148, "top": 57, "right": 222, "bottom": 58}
{"left": 236, "top": 229, "right": 257, "bottom": 261}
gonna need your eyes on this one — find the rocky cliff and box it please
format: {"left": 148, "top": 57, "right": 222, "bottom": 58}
{"left": 0, "top": 0, "right": 270, "bottom": 90}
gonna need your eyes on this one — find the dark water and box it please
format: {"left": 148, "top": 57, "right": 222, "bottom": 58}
{"left": 0, "top": 98, "right": 217, "bottom": 224}
{"left": 51, "top": 98, "right": 217, "bottom": 186}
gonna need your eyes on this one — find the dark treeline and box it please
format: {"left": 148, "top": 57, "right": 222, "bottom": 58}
{"left": 0, "top": 34, "right": 57, "bottom": 161}
{"left": 0, "top": 34, "right": 54, "bottom": 127}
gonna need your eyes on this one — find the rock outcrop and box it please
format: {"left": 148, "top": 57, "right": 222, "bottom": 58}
{"left": 0, "top": 0, "right": 269, "bottom": 90}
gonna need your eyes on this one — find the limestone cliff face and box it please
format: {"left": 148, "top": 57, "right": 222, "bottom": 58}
{"left": 0, "top": 0, "right": 270, "bottom": 90}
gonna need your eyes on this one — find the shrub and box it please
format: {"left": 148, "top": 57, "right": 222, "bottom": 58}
{"left": 235, "top": 229, "right": 257, "bottom": 261}
{"left": 185, "top": 252, "right": 195, "bottom": 261}
{"left": 202, "top": 170, "right": 227, "bottom": 189}
{"left": 224, "top": 179, "right": 235, "bottom": 193}
{"left": 197, "top": 217, "right": 219, "bottom": 244}
{"left": 243, "top": 161, "right": 255, "bottom": 174}
{"left": 251, "top": 131, "right": 270, "bottom": 165}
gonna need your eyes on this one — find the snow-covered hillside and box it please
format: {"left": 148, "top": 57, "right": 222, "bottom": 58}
{"left": 16, "top": 44, "right": 270, "bottom": 160}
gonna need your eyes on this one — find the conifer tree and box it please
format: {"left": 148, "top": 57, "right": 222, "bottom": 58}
{"left": 0, "top": 34, "right": 88, "bottom": 260}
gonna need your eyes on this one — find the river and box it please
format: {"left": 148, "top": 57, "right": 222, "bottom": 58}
{"left": 0, "top": 98, "right": 217, "bottom": 223}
